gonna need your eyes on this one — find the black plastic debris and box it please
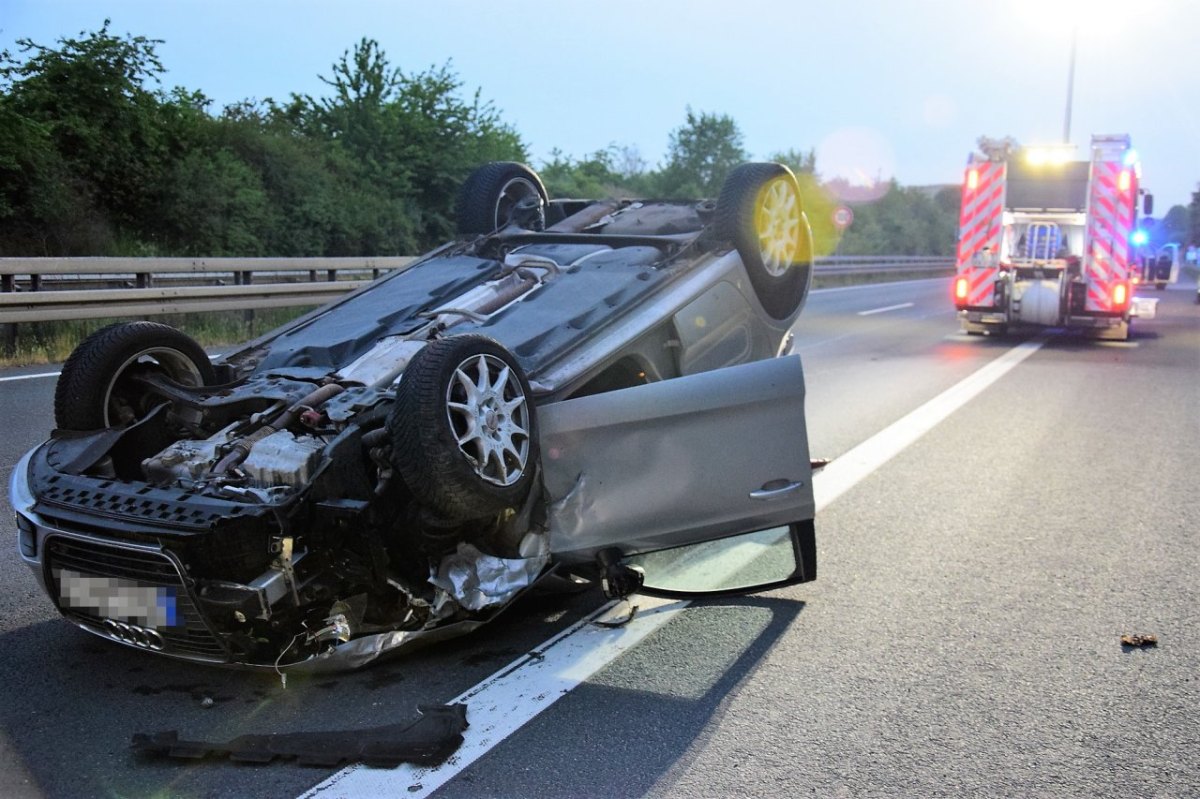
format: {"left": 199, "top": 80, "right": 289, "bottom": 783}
{"left": 131, "top": 703, "right": 468, "bottom": 768}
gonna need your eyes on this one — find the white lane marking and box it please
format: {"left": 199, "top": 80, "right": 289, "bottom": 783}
{"left": 0, "top": 352, "right": 222, "bottom": 383}
{"left": 299, "top": 596, "right": 686, "bottom": 799}
{"left": 857, "top": 302, "right": 914, "bottom": 316}
{"left": 300, "top": 336, "right": 1047, "bottom": 799}
{"left": 0, "top": 371, "right": 60, "bottom": 383}
{"left": 813, "top": 336, "right": 1046, "bottom": 510}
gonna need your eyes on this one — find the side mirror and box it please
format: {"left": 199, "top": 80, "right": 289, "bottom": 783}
{"left": 1143, "top": 194, "right": 1154, "bottom": 216}
{"left": 625, "top": 520, "right": 816, "bottom": 598}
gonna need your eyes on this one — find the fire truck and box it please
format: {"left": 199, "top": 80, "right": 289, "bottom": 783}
{"left": 953, "top": 134, "right": 1155, "bottom": 340}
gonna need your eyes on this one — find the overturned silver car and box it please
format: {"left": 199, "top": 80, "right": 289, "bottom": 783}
{"left": 11, "top": 161, "right": 819, "bottom": 671}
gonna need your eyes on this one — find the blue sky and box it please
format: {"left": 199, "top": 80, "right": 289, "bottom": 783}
{"left": 3, "top": 0, "right": 1198, "bottom": 209}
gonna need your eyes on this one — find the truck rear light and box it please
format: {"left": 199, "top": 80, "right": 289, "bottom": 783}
{"left": 954, "top": 276, "right": 969, "bottom": 304}
{"left": 1113, "top": 282, "right": 1129, "bottom": 307}
{"left": 1119, "top": 170, "right": 1131, "bottom": 192}
{"left": 966, "top": 169, "right": 979, "bottom": 190}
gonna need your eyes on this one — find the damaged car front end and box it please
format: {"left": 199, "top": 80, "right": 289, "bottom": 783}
{"left": 12, "top": 161, "right": 820, "bottom": 671}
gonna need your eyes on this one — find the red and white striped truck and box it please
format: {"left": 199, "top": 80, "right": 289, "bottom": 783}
{"left": 953, "top": 134, "right": 1155, "bottom": 340}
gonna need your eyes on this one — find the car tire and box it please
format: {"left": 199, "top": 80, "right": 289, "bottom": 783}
{"left": 455, "top": 162, "right": 549, "bottom": 234}
{"left": 389, "top": 335, "right": 538, "bottom": 520}
{"left": 54, "top": 321, "right": 214, "bottom": 430}
{"left": 715, "top": 162, "right": 814, "bottom": 319}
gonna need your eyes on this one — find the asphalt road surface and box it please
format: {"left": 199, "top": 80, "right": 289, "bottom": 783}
{"left": 1, "top": 276, "right": 1197, "bottom": 798}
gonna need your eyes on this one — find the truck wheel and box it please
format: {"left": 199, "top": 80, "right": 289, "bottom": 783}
{"left": 715, "top": 163, "right": 814, "bottom": 319}
{"left": 53, "top": 322, "right": 214, "bottom": 430}
{"left": 455, "top": 162, "right": 548, "bottom": 234}
{"left": 389, "top": 335, "right": 537, "bottom": 520}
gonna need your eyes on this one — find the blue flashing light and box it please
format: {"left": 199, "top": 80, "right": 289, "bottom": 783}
{"left": 1131, "top": 229, "right": 1149, "bottom": 246}
{"left": 1123, "top": 149, "right": 1139, "bottom": 166}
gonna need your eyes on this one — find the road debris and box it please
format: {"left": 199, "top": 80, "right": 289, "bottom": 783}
{"left": 1120, "top": 634, "right": 1158, "bottom": 648}
{"left": 131, "top": 703, "right": 468, "bottom": 767}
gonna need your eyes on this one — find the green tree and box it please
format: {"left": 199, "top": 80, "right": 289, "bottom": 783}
{"left": 657, "top": 108, "right": 748, "bottom": 197}
{"left": 1157, "top": 204, "right": 1189, "bottom": 247}
{"left": 280, "top": 40, "right": 526, "bottom": 250}
{"left": 840, "top": 183, "right": 958, "bottom": 256}
{"left": 768, "top": 147, "right": 817, "bottom": 176}
{"left": 0, "top": 21, "right": 172, "bottom": 250}
{"left": 0, "top": 102, "right": 86, "bottom": 254}
{"left": 539, "top": 148, "right": 631, "bottom": 198}
{"left": 1191, "top": 190, "right": 1200, "bottom": 247}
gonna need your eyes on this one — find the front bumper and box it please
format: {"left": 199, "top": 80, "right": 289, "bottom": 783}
{"left": 12, "top": 451, "right": 230, "bottom": 663}
{"left": 959, "top": 310, "right": 1007, "bottom": 325}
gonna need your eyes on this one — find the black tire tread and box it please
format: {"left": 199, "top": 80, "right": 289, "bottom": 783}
{"left": 389, "top": 335, "right": 537, "bottom": 520}
{"left": 715, "top": 162, "right": 812, "bottom": 320}
{"left": 54, "top": 321, "right": 214, "bottom": 430}
{"left": 455, "top": 162, "right": 547, "bottom": 235}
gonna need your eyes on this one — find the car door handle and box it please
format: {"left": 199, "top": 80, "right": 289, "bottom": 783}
{"left": 749, "top": 480, "right": 805, "bottom": 501}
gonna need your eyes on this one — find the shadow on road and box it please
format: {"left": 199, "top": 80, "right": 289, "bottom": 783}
{"left": 0, "top": 585, "right": 602, "bottom": 798}
{"left": 441, "top": 594, "right": 806, "bottom": 798}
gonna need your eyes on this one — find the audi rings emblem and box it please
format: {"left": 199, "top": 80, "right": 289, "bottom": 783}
{"left": 101, "top": 619, "right": 166, "bottom": 651}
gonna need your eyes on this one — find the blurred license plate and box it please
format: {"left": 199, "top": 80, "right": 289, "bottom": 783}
{"left": 55, "top": 568, "right": 180, "bottom": 627}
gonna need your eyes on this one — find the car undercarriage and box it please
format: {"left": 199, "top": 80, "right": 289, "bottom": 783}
{"left": 12, "top": 161, "right": 820, "bottom": 670}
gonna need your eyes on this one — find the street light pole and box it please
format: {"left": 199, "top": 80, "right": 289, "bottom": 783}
{"left": 1063, "top": 24, "right": 1078, "bottom": 143}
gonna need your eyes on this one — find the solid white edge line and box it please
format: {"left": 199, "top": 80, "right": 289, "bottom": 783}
{"left": 813, "top": 335, "right": 1046, "bottom": 511}
{"left": 0, "top": 371, "right": 60, "bottom": 383}
{"left": 0, "top": 354, "right": 220, "bottom": 384}
{"left": 857, "top": 302, "right": 915, "bottom": 316}
{"left": 299, "top": 335, "right": 1047, "bottom": 799}
{"left": 300, "top": 596, "right": 688, "bottom": 799}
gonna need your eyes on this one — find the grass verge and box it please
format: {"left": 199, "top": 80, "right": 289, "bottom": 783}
{"left": 0, "top": 307, "right": 316, "bottom": 367}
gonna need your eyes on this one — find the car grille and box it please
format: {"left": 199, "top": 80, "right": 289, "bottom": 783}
{"left": 46, "top": 536, "right": 228, "bottom": 661}
{"left": 38, "top": 483, "right": 224, "bottom": 530}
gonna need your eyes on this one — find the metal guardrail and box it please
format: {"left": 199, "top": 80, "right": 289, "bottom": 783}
{"left": 0, "top": 254, "right": 952, "bottom": 326}
{"left": 814, "top": 255, "right": 954, "bottom": 276}
{"left": 0, "top": 257, "right": 417, "bottom": 324}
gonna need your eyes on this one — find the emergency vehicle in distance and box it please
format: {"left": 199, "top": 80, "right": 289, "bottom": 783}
{"left": 953, "top": 134, "right": 1154, "bottom": 340}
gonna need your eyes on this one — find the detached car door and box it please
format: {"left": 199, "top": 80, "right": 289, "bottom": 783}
{"left": 538, "top": 354, "right": 815, "bottom": 593}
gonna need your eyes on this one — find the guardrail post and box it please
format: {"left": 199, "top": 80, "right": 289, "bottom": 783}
{"left": 0, "top": 274, "right": 12, "bottom": 355}
{"left": 136, "top": 272, "right": 152, "bottom": 288}
{"left": 326, "top": 268, "right": 336, "bottom": 282}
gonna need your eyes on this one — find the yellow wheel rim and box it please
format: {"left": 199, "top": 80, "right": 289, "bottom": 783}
{"left": 754, "top": 177, "right": 802, "bottom": 276}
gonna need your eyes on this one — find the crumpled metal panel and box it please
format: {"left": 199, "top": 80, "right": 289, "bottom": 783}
{"left": 429, "top": 541, "right": 549, "bottom": 612}
{"left": 283, "top": 541, "right": 549, "bottom": 673}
